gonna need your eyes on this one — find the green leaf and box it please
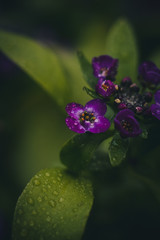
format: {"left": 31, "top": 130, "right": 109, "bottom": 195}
{"left": 12, "top": 168, "right": 93, "bottom": 240}
{"left": 60, "top": 131, "right": 114, "bottom": 172}
{"left": 108, "top": 133, "right": 129, "bottom": 166}
{"left": 106, "top": 19, "right": 138, "bottom": 83}
{"left": 105, "top": 105, "right": 115, "bottom": 122}
{"left": 83, "top": 86, "right": 100, "bottom": 99}
{"left": 150, "top": 48, "right": 160, "bottom": 68}
{"left": 77, "top": 51, "right": 97, "bottom": 89}
{"left": 0, "top": 30, "right": 69, "bottom": 106}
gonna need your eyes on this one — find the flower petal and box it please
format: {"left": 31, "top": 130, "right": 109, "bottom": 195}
{"left": 65, "top": 103, "right": 84, "bottom": 119}
{"left": 114, "top": 111, "right": 141, "bottom": 138}
{"left": 154, "top": 90, "right": 160, "bottom": 105}
{"left": 92, "top": 55, "right": 118, "bottom": 79}
{"left": 65, "top": 117, "right": 86, "bottom": 133}
{"left": 85, "top": 99, "right": 107, "bottom": 116}
{"left": 88, "top": 116, "right": 110, "bottom": 133}
{"left": 139, "top": 61, "right": 160, "bottom": 85}
{"left": 151, "top": 104, "right": 160, "bottom": 120}
{"left": 96, "top": 79, "right": 115, "bottom": 98}
{"left": 115, "top": 109, "right": 135, "bottom": 121}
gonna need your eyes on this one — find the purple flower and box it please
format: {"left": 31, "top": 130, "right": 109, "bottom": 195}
{"left": 65, "top": 99, "right": 110, "bottom": 134}
{"left": 151, "top": 90, "right": 160, "bottom": 120}
{"left": 139, "top": 61, "right": 160, "bottom": 85}
{"left": 114, "top": 109, "right": 142, "bottom": 138}
{"left": 96, "top": 78, "right": 115, "bottom": 98}
{"left": 92, "top": 55, "right": 118, "bottom": 79}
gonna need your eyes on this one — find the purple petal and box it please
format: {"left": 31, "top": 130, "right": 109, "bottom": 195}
{"left": 115, "top": 109, "right": 135, "bottom": 121}
{"left": 114, "top": 111, "right": 142, "bottom": 138}
{"left": 96, "top": 79, "right": 115, "bottom": 98}
{"left": 154, "top": 90, "right": 160, "bottom": 105}
{"left": 85, "top": 99, "right": 107, "bottom": 116}
{"left": 65, "top": 117, "right": 86, "bottom": 133}
{"left": 92, "top": 55, "right": 118, "bottom": 79}
{"left": 88, "top": 116, "right": 110, "bottom": 133}
{"left": 151, "top": 104, "right": 160, "bottom": 120}
{"left": 65, "top": 103, "right": 84, "bottom": 119}
{"left": 139, "top": 61, "right": 160, "bottom": 85}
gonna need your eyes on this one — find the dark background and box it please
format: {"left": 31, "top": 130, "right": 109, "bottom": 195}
{"left": 0, "top": 0, "right": 160, "bottom": 239}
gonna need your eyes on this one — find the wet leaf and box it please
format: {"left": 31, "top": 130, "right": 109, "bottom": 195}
{"left": 108, "top": 133, "right": 129, "bottom": 166}
{"left": 12, "top": 168, "right": 93, "bottom": 240}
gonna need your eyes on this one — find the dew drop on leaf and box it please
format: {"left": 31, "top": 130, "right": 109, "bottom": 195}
{"left": 49, "top": 200, "right": 56, "bottom": 208}
{"left": 33, "top": 179, "right": 40, "bottom": 186}
{"left": 45, "top": 172, "right": 50, "bottom": 177}
{"left": 27, "top": 198, "right": 34, "bottom": 205}
{"left": 59, "top": 197, "right": 64, "bottom": 203}
{"left": 20, "top": 229, "right": 27, "bottom": 237}
{"left": 37, "top": 196, "right": 42, "bottom": 202}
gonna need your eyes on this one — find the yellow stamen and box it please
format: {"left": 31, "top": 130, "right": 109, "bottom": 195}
{"left": 115, "top": 99, "right": 121, "bottom": 104}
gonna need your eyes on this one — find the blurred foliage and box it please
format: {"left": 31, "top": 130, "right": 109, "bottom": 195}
{"left": 106, "top": 19, "right": 138, "bottom": 83}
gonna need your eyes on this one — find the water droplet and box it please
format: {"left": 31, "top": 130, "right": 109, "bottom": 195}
{"left": 29, "top": 220, "right": 34, "bottom": 227}
{"left": 74, "top": 122, "right": 78, "bottom": 126}
{"left": 80, "top": 143, "right": 85, "bottom": 147}
{"left": 27, "top": 198, "right": 34, "bottom": 205}
{"left": 23, "top": 221, "right": 27, "bottom": 226}
{"left": 45, "top": 172, "right": 50, "bottom": 177}
{"left": 33, "top": 179, "right": 40, "bottom": 186}
{"left": 53, "top": 191, "right": 58, "bottom": 195}
{"left": 32, "top": 210, "right": 37, "bottom": 215}
{"left": 18, "top": 209, "right": 23, "bottom": 215}
{"left": 49, "top": 200, "right": 56, "bottom": 208}
{"left": 46, "top": 216, "right": 51, "bottom": 222}
{"left": 16, "top": 219, "right": 20, "bottom": 224}
{"left": 20, "top": 229, "right": 27, "bottom": 237}
{"left": 37, "top": 196, "right": 42, "bottom": 202}
{"left": 59, "top": 197, "right": 64, "bottom": 203}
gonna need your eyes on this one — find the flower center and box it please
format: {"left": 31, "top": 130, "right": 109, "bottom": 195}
{"left": 121, "top": 120, "right": 133, "bottom": 132}
{"left": 100, "top": 67, "right": 109, "bottom": 77}
{"left": 80, "top": 111, "right": 96, "bottom": 123}
{"left": 102, "top": 82, "right": 109, "bottom": 91}
{"left": 114, "top": 81, "right": 152, "bottom": 114}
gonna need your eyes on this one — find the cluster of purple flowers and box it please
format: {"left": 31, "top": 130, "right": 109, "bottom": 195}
{"left": 65, "top": 55, "right": 160, "bottom": 138}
